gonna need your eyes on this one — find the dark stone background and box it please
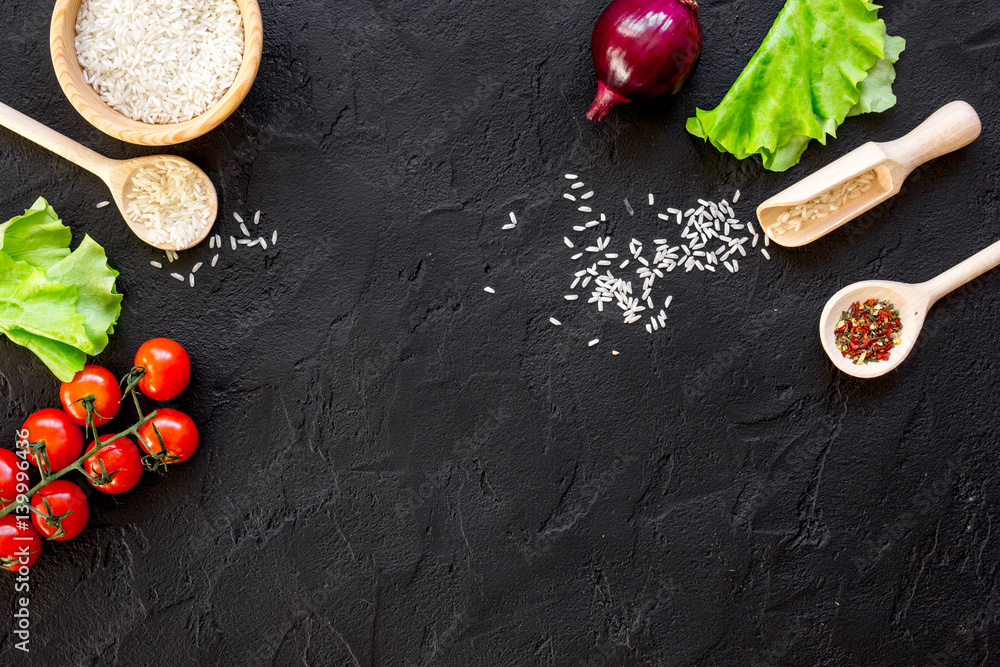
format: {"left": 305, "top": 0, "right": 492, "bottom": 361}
{"left": 0, "top": 0, "right": 999, "bottom": 664}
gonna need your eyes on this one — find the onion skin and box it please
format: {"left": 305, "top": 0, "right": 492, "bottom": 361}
{"left": 587, "top": 0, "right": 702, "bottom": 122}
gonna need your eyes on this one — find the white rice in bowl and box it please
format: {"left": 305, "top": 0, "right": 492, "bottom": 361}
{"left": 75, "top": 0, "right": 245, "bottom": 125}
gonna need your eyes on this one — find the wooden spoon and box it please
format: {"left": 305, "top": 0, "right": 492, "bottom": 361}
{"left": 758, "top": 101, "right": 981, "bottom": 248}
{"left": 0, "top": 101, "right": 216, "bottom": 250}
{"left": 819, "top": 238, "right": 1000, "bottom": 378}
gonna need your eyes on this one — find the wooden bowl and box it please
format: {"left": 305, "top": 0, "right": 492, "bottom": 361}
{"left": 50, "top": 0, "right": 263, "bottom": 146}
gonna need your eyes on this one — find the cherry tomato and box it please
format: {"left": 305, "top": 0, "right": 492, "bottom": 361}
{"left": 84, "top": 435, "right": 143, "bottom": 495}
{"left": 134, "top": 338, "right": 191, "bottom": 401}
{"left": 0, "top": 449, "right": 25, "bottom": 509}
{"left": 0, "top": 515, "right": 42, "bottom": 571}
{"left": 21, "top": 409, "right": 84, "bottom": 474}
{"left": 138, "top": 409, "right": 199, "bottom": 464}
{"left": 60, "top": 365, "right": 122, "bottom": 427}
{"left": 30, "top": 480, "right": 89, "bottom": 541}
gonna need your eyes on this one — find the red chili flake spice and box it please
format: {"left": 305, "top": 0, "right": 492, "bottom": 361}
{"left": 834, "top": 298, "right": 902, "bottom": 364}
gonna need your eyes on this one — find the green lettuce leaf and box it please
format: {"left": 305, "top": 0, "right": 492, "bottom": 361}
{"left": 0, "top": 251, "right": 90, "bottom": 351}
{"left": 0, "top": 197, "right": 72, "bottom": 268}
{"left": 45, "top": 236, "right": 122, "bottom": 355}
{"left": 686, "top": 0, "right": 902, "bottom": 172}
{"left": 0, "top": 199, "right": 122, "bottom": 380}
{"left": 2, "top": 329, "right": 87, "bottom": 382}
{"left": 849, "top": 33, "right": 906, "bottom": 117}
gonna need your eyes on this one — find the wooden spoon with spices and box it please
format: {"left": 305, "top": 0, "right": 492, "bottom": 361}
{"left": 0, "top": 101, "right": 216, "bottom": 251}
{"left": 819, "top": 238, "right": 1000, "bottom": 378}
{"left": 758, "top": 101, "right": 981, "bottom": 248}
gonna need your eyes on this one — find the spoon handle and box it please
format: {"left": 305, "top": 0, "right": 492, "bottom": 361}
{"left": 0, "top": 101, "right": 114, "bottom": 178}
{"left": 881, "top": 101, "right": 981, "bottom": 173}
{"left": 922, "top": 238, "right": 1000, "bottom": 305}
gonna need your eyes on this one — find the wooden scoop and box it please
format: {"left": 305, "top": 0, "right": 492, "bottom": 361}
{"left": 819, "top": 238, "right": 1000, "bottom": 378}
{"left": 0, "top": 101, "right": 216, "bottom": 251}
{"left": 758, "top": 101, "right": 981, "bottom": 248}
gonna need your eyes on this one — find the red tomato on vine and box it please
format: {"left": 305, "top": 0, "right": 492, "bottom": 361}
{"left": 0, "top": 449, "right": 24, "bottom": 509}
{"left": 0, "top": 515, "right": 42, "bottom": 571}
{"left": 138, "top": 409, "right": 199, "bottom": 466}
{"left": 30, "top": 480, "right": 89, "bottom": 541}
{"left": 21, "top": 409, "right": 84, "bottom": 474}
{"left": 0, "top": 338, "right": 205, "bottom": 570}
{"left": 134, "top": 338, "right": 191, "bottom": 401}
{"left": 84, "top": 435, "right": 143, "bottom": 494}
{"left": 60, "top": 365, "right": 122, "bottom": 427}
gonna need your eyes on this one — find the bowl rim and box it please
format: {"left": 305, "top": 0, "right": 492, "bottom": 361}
{"left": 50, "top": 0, "right": 263, "bottom": 146}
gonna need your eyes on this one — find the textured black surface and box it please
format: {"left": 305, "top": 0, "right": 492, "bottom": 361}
{"left": 1, "top": 0, "right": 1000, "bottom": 664}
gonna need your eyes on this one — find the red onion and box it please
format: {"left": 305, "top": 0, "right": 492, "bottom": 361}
{"left": 587, "top": 0, "right": 702, "bottom": 122}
